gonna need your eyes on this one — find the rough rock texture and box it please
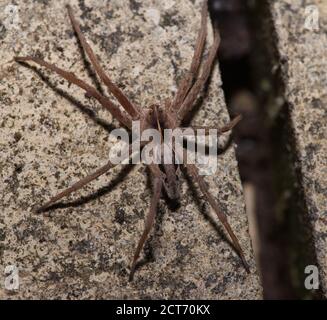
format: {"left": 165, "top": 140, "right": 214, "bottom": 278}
{"left": 270, "top": 0, "right": 326, "bottom": 296}
{"left": 0, "top": 0, "right": 261, "bottom": 299}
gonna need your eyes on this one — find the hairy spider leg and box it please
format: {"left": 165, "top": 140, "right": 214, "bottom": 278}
{"left": 15, "top": 56, "right": 132, "bottom": 128}
{"left": 170, "top": 1, "right": 208, "bottom": 112}
{"left": 129, "top": 169, "right": 164, "bottom": 281}
{"left": 67, "top": 5, "right": 141, "bottom": 120}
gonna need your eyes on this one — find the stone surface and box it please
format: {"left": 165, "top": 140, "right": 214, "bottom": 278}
{"left": 270, "top": 0, "right": 326, "bottom": 296}
{"left": 0, "top": 0, "right": 261, "bottom": 299}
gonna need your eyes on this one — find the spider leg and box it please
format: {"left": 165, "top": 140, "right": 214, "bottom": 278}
{"left": 173, "top": 144, "right": 249, "bottom": 272}
{"left": 184, "top": 163, "right": 250, "bottom": 272}
{"left": 216, "top": 114, "right": 242, "bottom": 133}
{"left": 170, "top": 1, "right": 208, "bottom": 112}
{"left": 129, "top": 166, "right": 164, "bottom": 281}
{"left": 14, "top": 56, "right": 132, "bottom": 128}
{"left": 36, "top": 160, "right": 116, "bottom": 213}
{"left": 67, "top": 5, "right": 141, "bottom": 119}
{"left": 188, "top": 114, "right": 242, "bottom": 135}
{"left": 177, "top": 29, "right": 221, "bottom": 124}
{"left": 36, "top": 143, "right": 138, "bottom": 212}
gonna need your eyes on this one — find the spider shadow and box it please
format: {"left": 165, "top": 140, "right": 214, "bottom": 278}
{"left": 130, "top": 166, "right": 181, "bottom": 277}
{"left": 180, "top": 165, "right": 236, "bottom": 252}
{"left": 17, "top": 62, "right": 116, "bottom": 134}
{"left": 72, "top": 23, "right": 106, "bottom": 97}
{"left": 16, "top": 4, "right": 117, "bottom": 132}
{"left": 179, "top": 134, "right": 241, "bottom": 262}
{"left": 38, "top": 164, "right": 135, "bottom": 214}
{"left": 130, "top": 158, "right": 240, "bottom": 277}
{"left": 16, "top": 53, "right": 133, "bottom": 213}
{"left": 179, "top": 76, "right": 235, "bottom": 249}
{"left": 178, "top": 69, "right": 240, "bottom": 255}
{"left": 129, "top": 134, "right": 235, "bottom": 276}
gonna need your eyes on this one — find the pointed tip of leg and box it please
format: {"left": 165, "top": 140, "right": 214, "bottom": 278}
{"left": 240, "top": 255, "right": 251, "bottom": 274}
{"left": 33, "top": 207, "right": 42, "bottom": 214}
{"left": 15, "top": 56, "right": 34, "bottom": 65}
{"left": 66, "top": 4, "right": 74, "bottom": 20}
{"left": 128, "top": 269, "right": 135, "bottom": 282}
{"left": 32, "top": 204, "right": 48, "bottom": 214}
{"left": 244, "top": 262, "right": 251, "bottom": 274}
{"left": 14, "top": 56, "right": 26, "bottom": 62}
{"left": 128, "top": 259, "right": 138, "bottom": 282}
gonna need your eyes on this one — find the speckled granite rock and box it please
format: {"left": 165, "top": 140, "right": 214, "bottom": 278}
{"left": 270, "top": 0, "right": 326, "bottom": 296}
{"left": 0, "top": 0, "right": 261, "bottom": 299}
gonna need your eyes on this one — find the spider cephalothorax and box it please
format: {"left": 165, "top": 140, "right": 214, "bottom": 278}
{"left": 15, "top": 1, "right": 249, "bottom": 281}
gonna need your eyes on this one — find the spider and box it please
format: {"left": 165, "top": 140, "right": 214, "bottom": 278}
{"left": 15, "top": 1, "right": 250, "bottom": 281}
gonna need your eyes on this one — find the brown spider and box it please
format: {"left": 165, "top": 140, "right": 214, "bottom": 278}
{"left": 15, "top": 2, "right": 249, "bottom": 281}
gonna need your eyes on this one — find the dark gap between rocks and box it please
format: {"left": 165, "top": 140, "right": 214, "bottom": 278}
{"left": 209, "top": 0, "right": 322, "bottom": 299}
